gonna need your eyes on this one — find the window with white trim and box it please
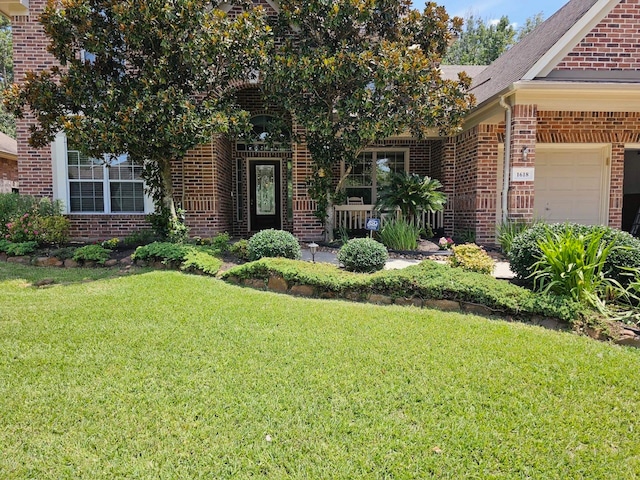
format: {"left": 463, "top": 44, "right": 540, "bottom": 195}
{"left": 67, "top": 147, "right": 145, "bottom": 213}
{"left": 343, "top": 150, "right": 408, "bottom": 204}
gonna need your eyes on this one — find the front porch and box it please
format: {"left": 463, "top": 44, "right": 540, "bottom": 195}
{"left": 334, "top": 204, "right": 444, "bottom": 234}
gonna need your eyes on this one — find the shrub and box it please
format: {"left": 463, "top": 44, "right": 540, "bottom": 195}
{"left": 180, "top": 249, "right": 223, "bottom": 275}
{"left": 377, "top": 217, "right": 419, "bottom": 251}
{"left": 102, "top": 238, "right": 120, "bottom": 249}
{"left": 122, "top": 229, "right": 158, "bottom": 247}
{"left": 212, "top": 232, "right": 231, "bottom": 253}
{"left": 496, "top": 219, "right": 537, "bottom": 255}
{"left": 529, "top": 227, "right": 615, "bottom": 310}
{"left": 0, "top": 239, "right": 10, "bottom": 253}
{"left": 6, "top": 213, "right": 40, "bottom": 243}
{"left": 337, "top": 237, "right": 388, "bottom": 273}
{"left": 132, "top": 242, "right": 190, "bottom": 264}
{"left": 449, "top": 243, "right": 495, "bottom": 275}
{"left": 509, "top": 223, "right": 640, "bottom": 286}
{"left": 50, "top": 246, "right": 77, "bottom": 261}
{"left": 247, "top": 229, "right": 301, "bottom": 261}
{"left": 38, "top": 216, "right": 70, "bottom": 245}
{"left": 230, "top": 239, "right": 249, "bottom": 261}
{"left": 73, "top": 245, "right": 112, "bottom": 265}
{"left": 4, "top": 241, "right": 39, "bottom": 256}
{"left": 0, "top": 193, "right": 38, "bottom": 236}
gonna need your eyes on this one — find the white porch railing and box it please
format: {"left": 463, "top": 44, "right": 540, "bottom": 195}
{"left": 334, "top": 205, "right": 443, "bottom": 232}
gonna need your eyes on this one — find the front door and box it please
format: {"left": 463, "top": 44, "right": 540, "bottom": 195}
{"left": 249, "top": 160, "right": 281, "bottom": 231}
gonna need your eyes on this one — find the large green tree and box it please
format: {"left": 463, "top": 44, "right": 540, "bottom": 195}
{"left": 263, "top": 0, "right": 473, "bottom": 239}
{"left": 5, "top": 0, "right": 271, "bottom": 225}
{"left": 443, "top": 12, "right": 545, "bottom": 65}
{"left": 0, "top": 15, "right": 15, "bottom": 138}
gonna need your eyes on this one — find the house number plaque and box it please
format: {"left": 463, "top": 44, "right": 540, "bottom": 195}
{"left": 511, "top": 167, "right": 535, "bottom": 182}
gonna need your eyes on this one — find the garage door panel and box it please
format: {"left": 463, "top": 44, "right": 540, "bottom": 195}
{"left": 534, "top": 148, "right": 605, "bottom": 225}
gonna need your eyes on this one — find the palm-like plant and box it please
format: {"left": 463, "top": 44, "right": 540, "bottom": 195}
{"left": 376, "top": 173, "right": 446, "bottom": 224}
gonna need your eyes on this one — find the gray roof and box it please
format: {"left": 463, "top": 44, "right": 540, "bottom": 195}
{"left": 440, "top": 65, "right": 487, "bottom": 81}
{"left": 469, "top": 0, "right": 600, "bottom": 106}
{"left": 0, "top": 131, "right": 16, "bottom": 158}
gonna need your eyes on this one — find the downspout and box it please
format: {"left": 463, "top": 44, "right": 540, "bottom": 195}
{"left": 499, "top": 95, "right": 512, "bottom": 224}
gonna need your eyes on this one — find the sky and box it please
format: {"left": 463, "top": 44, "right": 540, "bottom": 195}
{"left": 413, "top": 0, "right": 569, "bottom": 28}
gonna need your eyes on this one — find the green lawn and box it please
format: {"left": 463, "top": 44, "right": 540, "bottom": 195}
{"left": 1, "top": 263, "right": 640, "bottom": 478}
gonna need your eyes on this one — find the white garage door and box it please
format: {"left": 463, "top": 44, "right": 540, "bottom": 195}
{"left": 534, "top": 147, "right": 607, "bottom": 225}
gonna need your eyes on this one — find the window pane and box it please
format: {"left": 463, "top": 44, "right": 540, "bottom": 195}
{"left": 345, "top": 153, "right": 373, "bottom": 187}
{"left": 69, "top": 181, "right": 104, "bottom": 212}
{"left": 376, "top": 152, "right": 406, "bottom": 187}
{"left": 108, "top": 154, "right": 142, "bottom": 181}
{"left": 110, "top": 182, "right": 145, "bottom": 212}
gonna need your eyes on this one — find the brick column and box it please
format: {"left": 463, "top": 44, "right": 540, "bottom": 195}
{"left": 507, "top": 104, "right": 537, "bottom": 222}
{"left": 13, "top": 1, "right": 56, "bottom": 198}
{"left": 609, "top": 143, "right": 624, "bottom": 229}
{"left": 440, "top": 138, "right": 456, "bottom": 236}
{"left": 291, "top": 122, "right": 323, "bottom": 241}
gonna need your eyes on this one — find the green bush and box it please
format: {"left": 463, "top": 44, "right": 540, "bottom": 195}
{"left": 0, "top": 193, "right": 38, "bottom": 236}
{"left": 496, "top": 219, "right": 537, "bottom": 255}
{"left": 0, "top": 239, "right": 10, "bottom": 253}
{"left": 4, "top": 241, "right": 39, "bottom": 256}
{"left": 180, "top": 249, "right": 223, "bottom": 275}
{"left": 529, "top": 227, "right": 615, "bottom": 310}
{"left": 212, "top": 232, "right": 231, "bottom": 253}
{"left": 122, "top": 229, "right": 158, "bottom": 247}
{"left": 50, "top": 246, "right": 77, "bottom": 261}
{"left": 337, "top": 237, "right": 388, "bottom": 273}
{"left": 73, "top": 245, "right": 112, "bottom": 265}
{"left": 509, "top": 223, "right": 640, "bottom": 286}
{"left": 377, "top": 217, "right": 420, "bottom": 251}
{"left": 6, "top": 213, "right": 40, "bottom": 243}
{"left": 230, "top": 239, "right": 249, "bottom": 261}
{"left": 132, "top": 242, "right": 190, "bottom": 264}
{"left": 38, "top": 215, "right": 71, "bottom": 245}
{"left": 449, "top": 243, "right": 495, "bottom": 275}
{"left": 247, "top": 229, "right": 301, "bottom": 261}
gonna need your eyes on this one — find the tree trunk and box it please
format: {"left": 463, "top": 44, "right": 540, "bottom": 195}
{"left": 160, "top": 159, "right": 177, "bottom": 221}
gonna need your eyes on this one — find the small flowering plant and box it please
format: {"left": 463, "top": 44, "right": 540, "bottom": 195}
{"left": 438, "top": 236, "right": 454, "bottom": 250}
{"left": 6, "top": 213, "right": 41, "bottom": 243}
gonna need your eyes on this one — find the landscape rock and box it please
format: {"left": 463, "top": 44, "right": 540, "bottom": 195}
{"left": 268, "top": 275, "right": 288, "bottom": 292}
{"left": 369, "top": 294, "right": 393, "bottom": 305}
{"left": 461, "top": 302, "right": 495, "bottom": 316}
{"left": 395, "top": 297, "right": 423, "bottom": 307}
{"left": 34, "top": 278, "right": 55, "bottom": 287}
{"left": 104, "top": 259, "right": 118, "bottom": 267}
{"left": 63, "top": 259, "right": 78, "bottom": 268}
{"left": 119, "top": 255, "right": 133, "bottom": 265}
{"left": 0, "top": 253, "right": 7, "bottom": 262}
{"left": 290, "top": 284, "right": 315, "bottom": 297}
{"left": 423, "top": 299, "right": 461, "bottom": 312}
{"left": 7, "top": 256, "right": 29, "bottom": 264}
{"left": 243, "top": 278, "right": 266, "bottom": 289}
{"left": 34, "top": 256, "right": 63, "bottom": 267}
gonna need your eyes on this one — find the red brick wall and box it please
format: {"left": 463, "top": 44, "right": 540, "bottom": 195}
{"left": 0, "top": 157, "right": 18, "bottom": 192}
{"left": 13, "top": 1, "right": 55, "bottom": 199}
{"left": 537, "top": 110, "right": 640, "bottom": 228}
{"left": 448, "top": 124, "right": 501, "bottom": 245}
{"left": 67, "top": 215, "right": 150, "bottom": 240}
{"left": 555, "top": 0, "right": 640, "bottom": 70}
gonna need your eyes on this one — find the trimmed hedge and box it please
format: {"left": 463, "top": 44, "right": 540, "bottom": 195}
{"left": 509, "top": 223, "right": 640, "bottom": 286}
{"left": 222, "top": 258, "right": 587, "bottom": 324}
{"left": 132, "top": 241, "right": 223, "bottom": 275}
{"left": 248, "top": 229, "right": 301, "bottom": 261}
{"left": 337, "top": 237, "right": 388, "bottom": 272}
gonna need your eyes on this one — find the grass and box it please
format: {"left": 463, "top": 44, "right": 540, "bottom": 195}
{"left": 1, "top": 263, "right": 640, "bottom": 478}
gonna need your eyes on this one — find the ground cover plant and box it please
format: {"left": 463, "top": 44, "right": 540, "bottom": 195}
{"left": 223, "top": 258, "right": 585, "bottom": 324}
{"left": 1, "top": 262, "right": 639, "bottom": 478}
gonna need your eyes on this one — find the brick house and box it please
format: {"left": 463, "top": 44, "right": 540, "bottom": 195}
{"left": 4, "top": 0, "right": 640, "bottom": 244}
{"left": 0, "top": 132, "right": 17, "bottom": 193}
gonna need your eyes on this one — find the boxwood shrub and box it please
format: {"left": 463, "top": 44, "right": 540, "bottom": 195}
{"left": 247, "top": 229, "right": 301, "bottom": 261}
{"left": 337, "top": 237, "right": 388, "bottom": 273}
{"left": 509, "top": 223, "right": 640, "bottom": 286}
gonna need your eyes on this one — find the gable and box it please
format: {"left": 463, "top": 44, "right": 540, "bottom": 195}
{"left": 552, "top": 0, "right": 640, "bottom": 74}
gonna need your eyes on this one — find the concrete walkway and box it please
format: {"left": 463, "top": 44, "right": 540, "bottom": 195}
{"left": 300, "top": 247, "right": 515, "bottom": 279}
